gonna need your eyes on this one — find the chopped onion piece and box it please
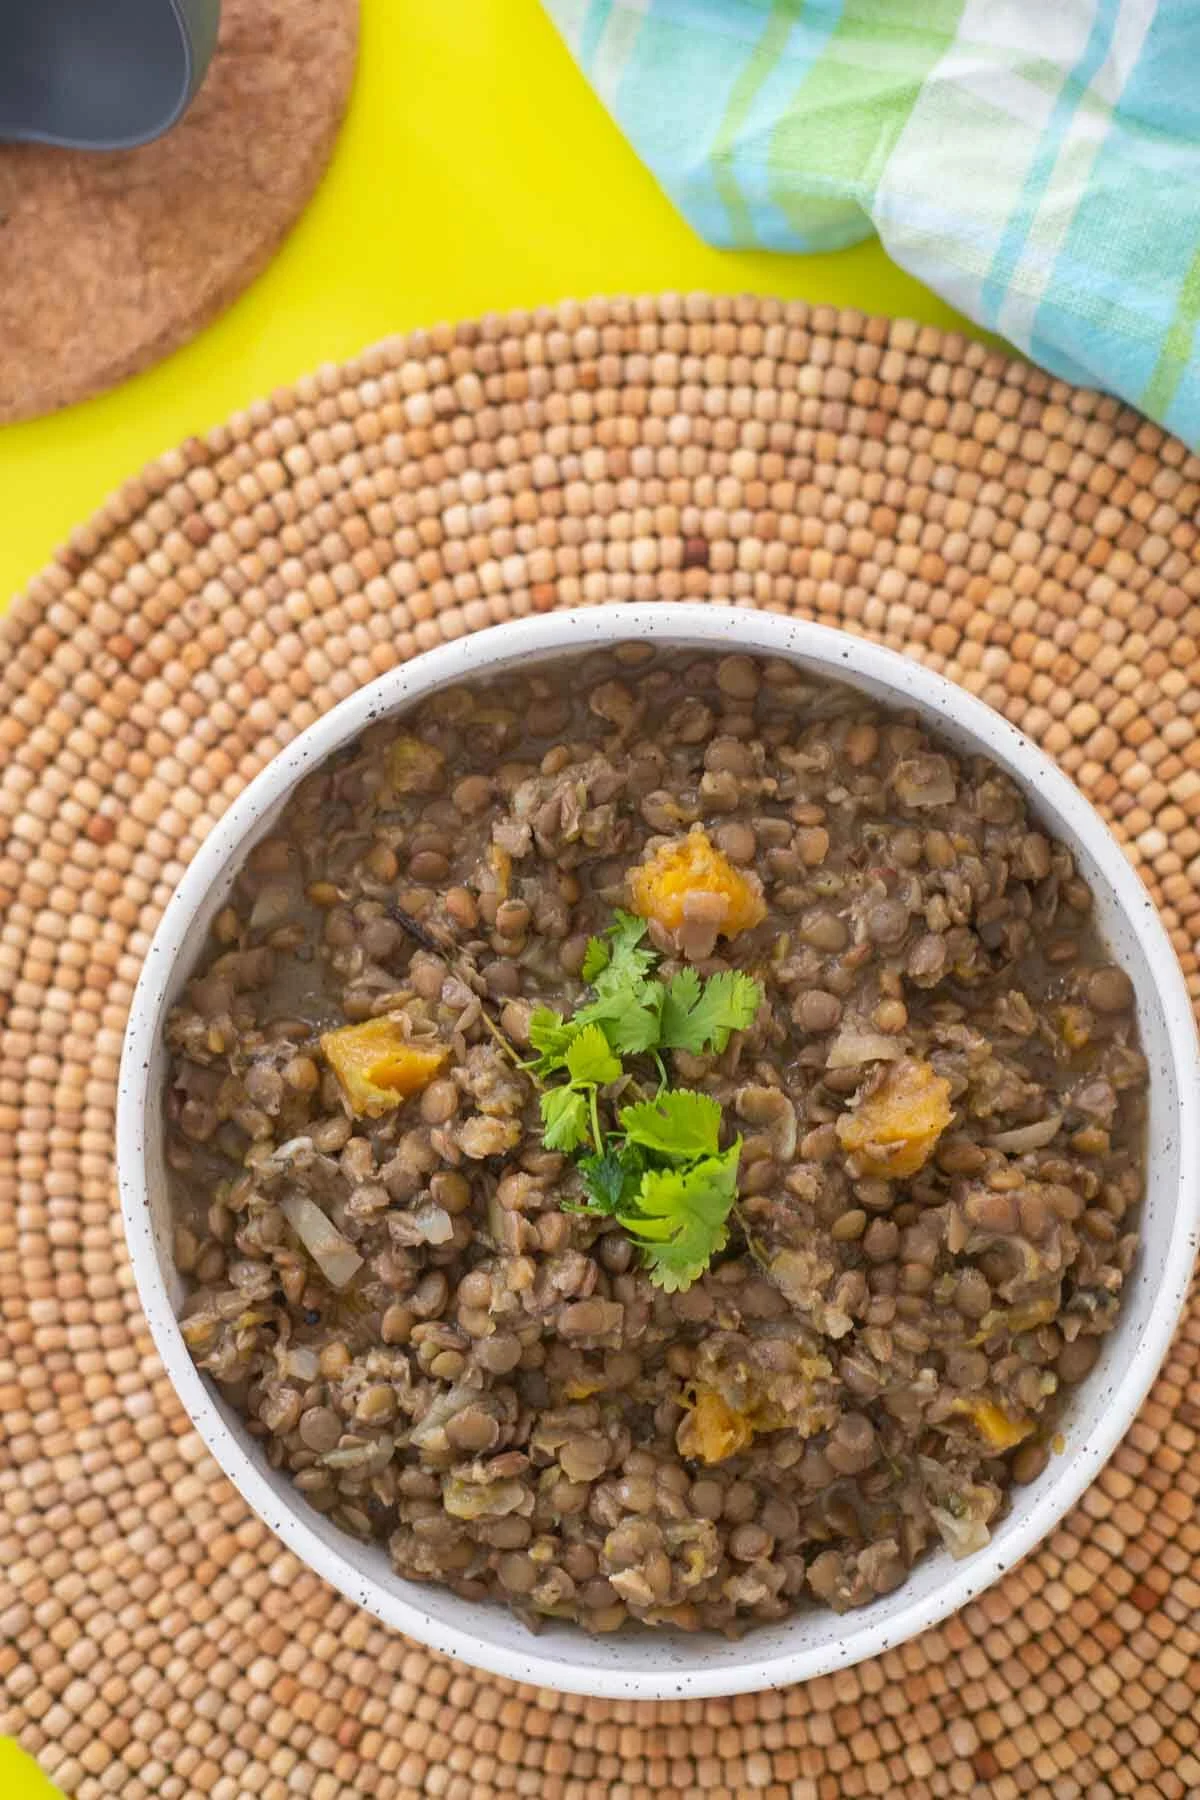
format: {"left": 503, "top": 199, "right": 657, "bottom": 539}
{"left": 268, "top": 1135, "right": 315, "bottom": 1168}
{"left": 826, "top": 1028, "right": 907, "bottom": 1069}
{"left": 988, "top": 1114, "right": 1063, "bottom": 1152}
{"left": 322, "top": 1436, "right": 394, "bottom": 1472}
{"left": 281, "top": 1345, "right": 319, "bottom": 1382}
{"left": 442, "top": 1476, "right": 527, "bottom": 1520}
{"left": 485, "top": 1189, "right": 507, "bottom": 1247}
{"left": 280, "top": 1191, "right": 363, "bottom": 1289}
{"left": 248, "top": 884, "right": 293, "bottom": 932}
{"left": 930, "top": 1506, "right": 992, "bottom": 1559}
{"left": 892, "top": 755, "right": 957, "bottom": 808}
{"left": 410, "top": 1203, "right": 454, "bottom": 1245}
{"left": 410, "top": 1385, "right": 475, "bottom": 1447}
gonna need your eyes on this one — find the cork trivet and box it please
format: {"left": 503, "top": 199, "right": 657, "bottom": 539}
{"left": 0, "top": 0, "right": 358, "bottom": 425}
{"left": 2, "top": 297, "right": 1199, "bottom": 1800}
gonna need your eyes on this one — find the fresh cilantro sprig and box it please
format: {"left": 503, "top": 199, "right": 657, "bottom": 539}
{"left": 578, "top": 1090, "right": 743, "bottom": 1291}
{"left": 530, "top": 912, "right": 762, "bottom": 1290}
{"left": 529, "top": 912, "right": 760, "bottom": 1079}
{"left": 575, "top": 1142, "right": 645, "bottom": 1216}
{"left": 658, "top": 965, "right": 762, "bottom": 1053}
{"left": 537, "top": 1022, "right": 621, "bottom": 1153}
{"left": 618, "top": 1141, "right": 742, "bottom": 1291}
{"left": 531, "top": 910, "right": 663, "bottom": 1064}
{"left": 580, "top": 909, "right": 657, "bottom": 987}
{"left": 620, "top": 1087, "right": 724, "bottom": 1159}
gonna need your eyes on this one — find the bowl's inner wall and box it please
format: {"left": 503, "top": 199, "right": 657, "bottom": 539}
{"left": 132, "top": 627, "right": 1185, "bottom": 1686}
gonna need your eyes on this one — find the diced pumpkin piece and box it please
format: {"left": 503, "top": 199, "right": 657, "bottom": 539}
{"left": 386, "top": 734, "right": 445, "bottom": 796}
{"left": 1057, "top": 1004, "right": 1092, "bottom": 1050}
{"left": 837, "top": 1056, "right": 952, "bottom": 1178}
{"left": 563, "top": 1380, "right": 607, "bottom": 1401}
{"left": 442, "top": 1476, "right": 528, "bottom": 1520}
{"left": 321, "top": 1017, "right": 448, "bottom": 1118}
{"left": 629, "top": 827, "right": 766, "bottom": 940}
{"left": 954, "top": 1397, "right": 1035, "bottom": 1452}
{"left": 643, "top": 1603, "right": 702, "bottom": 1631}
{"left": 676, "top": 1386, "right": 755, "bottom": 1465}
{"left": 969, "top": 1296, "right": 1058, "bottom": 1346}
{"left": 488, "top": 842, "right": 512, "bottom": 900}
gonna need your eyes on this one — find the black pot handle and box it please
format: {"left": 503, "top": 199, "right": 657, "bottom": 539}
{"left": 0, "top": 0, "right": 221, "bottom": 150}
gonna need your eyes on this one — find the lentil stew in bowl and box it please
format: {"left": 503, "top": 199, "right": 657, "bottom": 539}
{"left": 163, "top": 643, "right": 1147, "bottom": 1635}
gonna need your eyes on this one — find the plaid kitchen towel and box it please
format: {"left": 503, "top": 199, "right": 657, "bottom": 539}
{"left": 544, "top": 0, "right": 1200, "bottom": 444}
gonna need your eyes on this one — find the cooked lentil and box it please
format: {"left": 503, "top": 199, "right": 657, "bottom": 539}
{"left": 166, "top": 648, "right": 1146, "bottom": 1631}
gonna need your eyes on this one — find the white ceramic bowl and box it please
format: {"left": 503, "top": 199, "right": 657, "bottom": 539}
{"left": 118, "top": 604, "right": 1200, "bottom": 1699}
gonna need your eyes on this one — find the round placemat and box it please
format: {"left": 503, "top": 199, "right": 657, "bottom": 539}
{"left": 2, "top": 296, "right": 1198, "bottom": 1800}
{"left": 0, "top": 0, "right": 358, "bottom": 425}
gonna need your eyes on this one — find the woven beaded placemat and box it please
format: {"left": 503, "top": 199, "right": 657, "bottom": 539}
{"left": 2, "top": 296, "right": 1198, "bottom": 1800}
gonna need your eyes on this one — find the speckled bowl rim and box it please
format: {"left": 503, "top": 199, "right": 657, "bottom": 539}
{"left": 117, "top": 603, "right": 1200, "bottom": 1700}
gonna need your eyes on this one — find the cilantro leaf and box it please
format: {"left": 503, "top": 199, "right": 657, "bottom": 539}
{"left": 619, "top": 1089, "right": 722, "bottom": 1160}
{"left": 580, "top": 937, "right": 610, "bottom": 983}
{"left": 540, "top": 1086, "right": 589, "bottom": 1152}
{"left": 577, "top": 1143, "right": 645, "bottom": 1216}
{"left": 604, "top": 908, "right": 654, "bottom": 964}
{"left": 588, "top": 910, "right": 656, "bottom": 994}
{"left": 564, "top": 1023, "right": 623, "bottom": 1087}
{"left": 571, "top": 913, "right": 663, "bottom": 1055}
{"left": 527, "top": 1006, "right": 580, "bottom": 1071}
{"left": 688, "top": 969, "right": 762, "bottom": 1049}
{"left": 657, "top": 967, "right": 702, "bottom": 1049}
{"left": 618, "top": 1142, "right": 742, "bottom": 1292}
{"left": 658, "top": 968, "right": 763, "bottom": 1054}
{"left": 575, "top": 986, "right": 662, "bottom": 1056}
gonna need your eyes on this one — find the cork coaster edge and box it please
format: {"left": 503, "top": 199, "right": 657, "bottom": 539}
{"left": 0, "top": 0, "right": 359, "bottom": 425}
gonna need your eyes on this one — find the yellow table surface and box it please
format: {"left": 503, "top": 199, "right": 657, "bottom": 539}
{"left": 0, "top": 0, "right": 988, "bottom": 605}
{"left": 1, "top": 1741, "right": 61, "bottom": 1800}
{"left": 1, "top": 4, "right": 983, "bottom": 1793}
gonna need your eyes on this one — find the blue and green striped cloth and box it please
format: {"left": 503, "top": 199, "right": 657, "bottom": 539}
{"left": 544, "top": 1, "right": 1200, "bottom": 445}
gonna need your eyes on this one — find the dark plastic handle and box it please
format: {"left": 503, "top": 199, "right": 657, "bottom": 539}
{"left": 0, "top": 0, "right": 220, "bottom": 150}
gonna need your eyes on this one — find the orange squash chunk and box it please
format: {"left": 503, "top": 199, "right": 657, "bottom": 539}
{"left": 321, "top": 1017, "right": 448, "bottom": 1118}
{"left": 968, "top": 1297, "right": 1057, "bottom": 1347}
{"left": 954, "top": 1397, "right": 1034, "bottom": 1451}
{"left": 386, "top": 734, "right": 445, "bottom": 796}
{"left": 676, "top": 1387, "right": 755, "bottom": 1465}
{"left": 1057, "top": 1004, "right": 1092, "bottom": 1050}
{"left": 837, "top": 1057, "right": 952, "bottom": 1178}
{"left": 629, "top": 827, "right": 766, "bottom": 940}
{"left": 488, "top": 842, "right": 512, "bottom": 900}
